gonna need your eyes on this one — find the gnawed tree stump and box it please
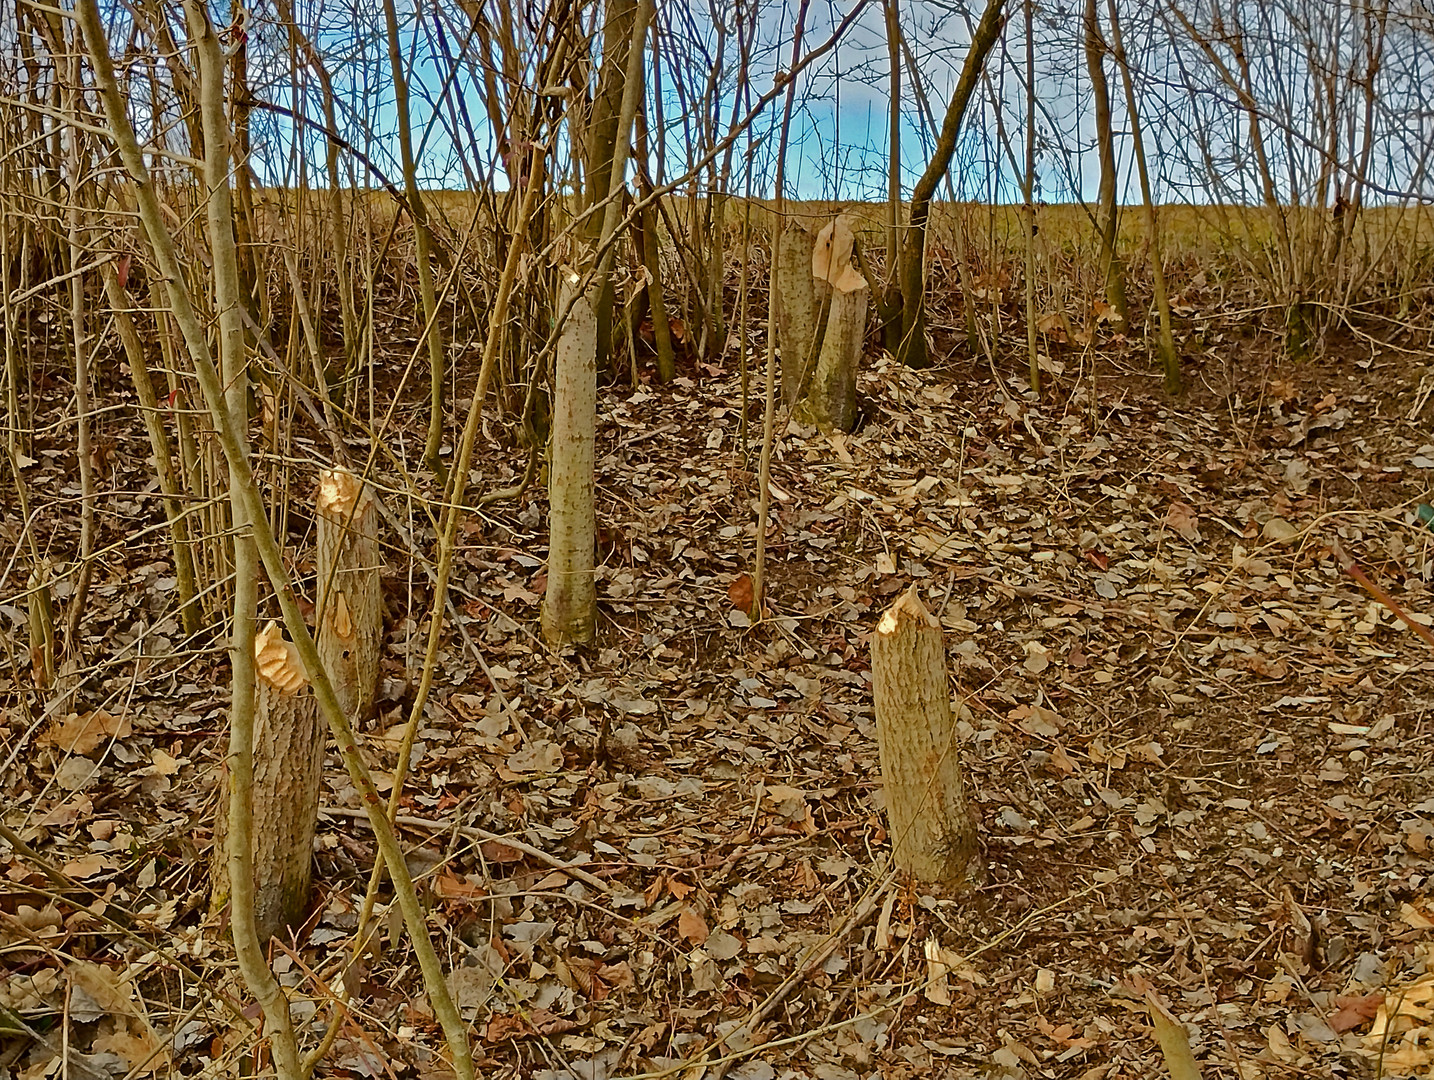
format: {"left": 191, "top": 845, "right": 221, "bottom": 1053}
{"left": 870, "top": 587, "right": 978, "bottom": 883}
{"left": 315, "top": 467, "right": 381, "bottom": 720}
{"left": 213, "top": 621, "right": 325, "bottom": 942}
{"left": 803, "top": 216, "right": 866, "bottom": 433}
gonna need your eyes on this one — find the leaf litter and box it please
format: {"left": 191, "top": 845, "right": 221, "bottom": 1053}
{"left": 3, "top": 321, "right": 1434, "bottom": 1079}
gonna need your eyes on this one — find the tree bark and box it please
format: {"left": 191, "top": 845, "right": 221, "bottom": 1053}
{"left": 894, "top": 0, "right": 1004, "bottom": 369}
{"left": 774, "top": 221, "right": 820, "bottom": 405}
{"left": 805, "top": 285, "right": 864, "bottom": 433}
{"left": 542, "top": 276, "right": 599, "bottom": 645}
{"left": 870, "top": 587, "right": 978, "bottom": 884}
{"left": 583, "top": 0, "right": 637, "bottom": 372}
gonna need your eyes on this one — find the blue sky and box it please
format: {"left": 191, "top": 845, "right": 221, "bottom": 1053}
{"left": 241, "top": 0, "right": 1434, "bottom": 210}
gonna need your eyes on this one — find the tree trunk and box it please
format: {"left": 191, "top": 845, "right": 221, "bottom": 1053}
{"left": 1106, "top": 0, "right": 1179, "bottom": 394}
{"left": 1021, "top": 0, "right": 1039, "bottom": 393}
{"left": 801, "top": 216, "right": 866, "bottom": 433}
{"left": 542, "top": 277, "right": 599, "bottom": 645}
{"left": 870, "top": 587, "right": 978, "bottom": 884}
{"left": 1083, "top": 0, "right": 1129, "bottom": 335}
{"left": 583, "top": 0, "right": 637, "bottom": 373}
{"left": 212, "top": 622, "right": 325, "bottom": 944}
{"left": 774, "top": 221, "right": 821, "bottom": 405}
{"left": 635, "top": 106, "right": 676, "bottom": 382}
{"left": 895, "top": 0, "right": 1004, "bottom": 369}
{"left": 804, "top": 284, "right": 864, "bottom": 433}
{"left": 316, "top": 468, "right": 382, "bottom": 721}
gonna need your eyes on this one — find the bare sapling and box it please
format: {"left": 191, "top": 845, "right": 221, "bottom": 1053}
{"left": 1083, "top": 0, "right": 1129, "bottom": 334}
{"left": 382, "top": 0, "right": 449, "bottom": 478}
{"left": 1021, "top": 0, "right": 1040, "bottom": 393}
{"left": 892, "top": 0, "right": 1004, "bottom": 369}
{"left": 99, "top": 257, "right": 203, "bottom": 637}
{"left": 62, "top": 35, "right": 96, "bottom": 655}
{"left": 1105, "top": 0, "right": 1179, "bottom": 394}
{"left": 635, "top": 103, "right": 678, "bottom": 382}
{"left": 183, "top": 0, "right": 304, "bottom": 1072}
{"left": 879, "top": 0, "right": 904, "bottom": 353}
{"left": 79, "top": 3, "right": 475, "bottom": 1075}
{"left": 752, "top": 0, "right": 812, "bottom": 620}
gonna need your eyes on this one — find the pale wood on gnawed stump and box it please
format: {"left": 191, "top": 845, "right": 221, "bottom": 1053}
{"left": 870, "top": 586, "right": 978, "bottom": 883}
{"left": 212, "top": 622, "right": 325, "bottom": 943}
{"left": 316, "top": 467, "right": 382, "bottom": 720}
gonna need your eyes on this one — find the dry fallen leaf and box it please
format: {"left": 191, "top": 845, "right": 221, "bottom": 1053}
{"left": 40, "top": 710, "right": 130, "bottom": 755}
{"left": 93, "top": 1029, "right": 166, "bottom": 1075}
{"left": 728, "top": 573, "right": 754, "bottom": 613}
{"left": 1400, "top": 900, "right": 1434, "bottom": 929}
{"left": 1165, "top": 502, "right": 1201, "bottom": 541}
{"left": 678, "top": 906, "right": 708, "bottom": 946}
{"left": 1329, "top": 992, "right": 1383, "bottom": 1033}
{"left": 61, "top": 854, "right": 114, "bottom": 880}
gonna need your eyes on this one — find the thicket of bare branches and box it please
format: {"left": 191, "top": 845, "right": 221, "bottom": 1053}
{"left": 2, "top": 0, "right": 1432, "bottom": 1074}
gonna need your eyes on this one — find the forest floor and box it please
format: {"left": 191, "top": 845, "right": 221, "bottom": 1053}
{"left": 5, "top": 289, "right": 1434, "bottom": 1080}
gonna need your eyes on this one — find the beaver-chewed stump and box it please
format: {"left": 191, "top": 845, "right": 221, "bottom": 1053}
{"left": 870, "top": 586, "right": 980, "bottom": 885}
{"left": 212, "top": 622, "right": 324, "bottom": 942}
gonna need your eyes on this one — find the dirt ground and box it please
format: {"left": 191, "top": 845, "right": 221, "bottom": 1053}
{"left": 4, "top": 293, "right": 1434, "bottom": 1080}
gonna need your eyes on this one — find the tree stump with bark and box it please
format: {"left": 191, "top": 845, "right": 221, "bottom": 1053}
{"left": 870, "top": 587, "right": 979, "bottom": 883}
{"left": 774, "top": 220, "right": 821, "bottom": 405}
{"left": 804, "top": 216, "right": 866, "bottom": 433}
{"left": 315, "top": 467, "right": 381, "bottom": 720}
{"left": 542, "top": 274, "right": 598, "bottom": 645}
{"left": 212, "top": 622, "right": 325, "bottom": 942}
